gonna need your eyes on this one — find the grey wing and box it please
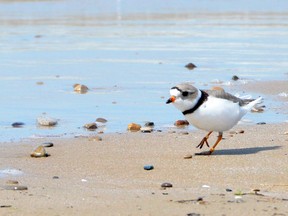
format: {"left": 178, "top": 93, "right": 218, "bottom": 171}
{"left": 203, "top": 89, "right": 251, "bottom": 106}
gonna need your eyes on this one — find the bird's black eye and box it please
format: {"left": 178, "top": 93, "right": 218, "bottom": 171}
{"left": 182, "top": 91, "right": 189, "bottom": 97}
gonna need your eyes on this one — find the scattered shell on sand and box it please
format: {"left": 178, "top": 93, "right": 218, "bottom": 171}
{"left": 6, "top": 180, "right": 19, "bottom": 185}
{"left": 42, "top": 142, "right": 54, "bottom": 148}
{"left": 84, "top": 123, "right": 97, "bottom": 130}
{"left": 185, "top": 63, "right": 197, "bottom": 70}
{"left": 161, "top": 182, "right": 173, "bottom": 188}
{"left": 2, "top": 185, "right": 28, "bottom": 191}
{"left": 184, "top": 154, "right": 193, "bottom": 159}
{"left": 140, "top": 127, "right": 153, "bottom": 133}
{"left": 251, "top": 107, "right": 265, "bottom": 113}
{"left": 96, "top": 118, "right": 107, "bottom": 123}
{"left": 174, "top": 120, "right": 189, "bottom": 127}
{"left": 30, "top": 146, "right": 49, "bottom": 158}
{"left": 11, "top": 122, "right": 25, "bottom": 128}
{"left": 74, "top": 84, "right": 89, "bottom": 94}
{"left": 37, "top": 116, "right": 58, "bottom": 127}
{"left": 127, "top": 123, "right": 141, "bottom": 132}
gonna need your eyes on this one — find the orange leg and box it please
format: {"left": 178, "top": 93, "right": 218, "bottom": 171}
{"left": 196, "top": 132, "right": 223, "bottom": 155}
{"left": 196, "top": 131, "right": 213, "bottom": 149}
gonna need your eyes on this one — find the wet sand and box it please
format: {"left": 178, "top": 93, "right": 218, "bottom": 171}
{"left": 0, "top": 122, "right": 287, "bottom": 216}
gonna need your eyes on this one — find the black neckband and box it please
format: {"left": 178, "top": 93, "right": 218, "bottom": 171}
{"left": 182, "top": 90, "right": 208, "bottom": 115}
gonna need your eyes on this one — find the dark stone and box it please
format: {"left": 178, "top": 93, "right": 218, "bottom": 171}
{"left": 257, "top": 122, "right": 266, "bottom": 125}
{"left": 144, "top": 165, "right": 154, "bottom": 170}
{"left": 144, "top": 122, "right": 155, "bottom": 127}
{"left": 232, "top": 75, "right": 239, "bottom": 81}
{"left": 187, "top": 213, "right": 200, "bottom": 216}
{"left": 185, "top": 63, "right": 197, "bottom": 70}
{"left": 174, "top": 120, "right": 189, "bottom": 127}
{"left": 226, "top": 188, "right": 233, "bottom": 192}
{"left": 12, "top": 122, "right": 25, "bottom": 128}
{"left": 161, "top": 182, "right": 173, "bottom": 188}
{"left": 53, "top": 176, "right": 59, "bottom": 179}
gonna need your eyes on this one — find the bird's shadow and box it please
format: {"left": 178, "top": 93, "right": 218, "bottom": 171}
{"left": 196, "top": 145, "right": 281, "bottom": 156}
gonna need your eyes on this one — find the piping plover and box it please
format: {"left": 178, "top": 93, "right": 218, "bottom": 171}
{"left": 166, "top": 83, "right": 262, "bottom": 155}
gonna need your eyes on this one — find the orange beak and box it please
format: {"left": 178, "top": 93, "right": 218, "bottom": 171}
{"left": 166, "top": 96, "right": 176, "bottom": 104}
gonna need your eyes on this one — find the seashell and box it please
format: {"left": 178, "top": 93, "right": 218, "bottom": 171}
{"left": 127, "top": 123, "right": 141, "bottom": 132}
{"left": 30, "top": 146, "right": 49, "bottom": 158}
{"left": 74, "top": 84, "right": 88, "bottom": 94}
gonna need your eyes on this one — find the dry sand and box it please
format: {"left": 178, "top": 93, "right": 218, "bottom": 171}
{"left": 0, "top": 123, "right": 288, "bottom": 216}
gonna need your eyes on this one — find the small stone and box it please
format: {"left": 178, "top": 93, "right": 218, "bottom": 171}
{"left": 52, "top": 176, "right": 59, "bottom": 179}
{"left": 30, "top": 146, "right": 49, "bottom": 158}
{"left": 226, "top": 188, "right": 233, "bottom": 192}
{"left": 74, "top": 84, "right": 88, "bottom": 94}
{"left": 140, "top": 127, "right": 153, "bottom": 133}
{"left": 88, "top": 136, "right": 102, "bottom": 141}
{"left": 211, "top": 86, "right": 224, "bottom": 91}
{"left": 12, "top": 122, "right": 25, "bottom": 128}
{"left": 42, "top": 142, "right": 54, "bottom": 148}
{"left": 174, "top": 120, "right": 189, "bottom": 127}
{"left": 6, "top": 180, "right": 19, "bottom": 185}
{"left": 185, "top": 63, "right": 197, "bottom": 70}
{"left": 37, "top": 116, "right": 58, "bottom": 126}
{"left": 127, "top": 123, "right": 141, "bottom": 132}
{"left": 180, "top": 131, "right": 189, "bottom": 135}
{"left": 161, "top": 182, "right": 173, "bottom": 188}
{"left": 144, "top": 122, "right": 155, "bottom": 127}
{"left": 144, "top": 165, "right": 154, "bottom": 170}
{"left": 252, "top": 189, "right": 260, "bottom": 194}
{"left": 2, "top": 185, "right": 28, "bottom": 191}
{"left": 36, "top": 81, "right": 44, "bottom": 85}
{"left": 232, "top": 75, "right": 239, "bottom": 81}
{"left": 96, "top": 118, "right": 107, "bottom": 123}
{"left": 184, "top": 154, "right": 192, "bottom": 159}
{"left": 257, "top": 122, "right": 266, "bottom": 125}
{"left": 237, "top": 130, "right": 245, "bottom": 134}
{"left": 84, "top": 123, "right": 97, "bottom": 130}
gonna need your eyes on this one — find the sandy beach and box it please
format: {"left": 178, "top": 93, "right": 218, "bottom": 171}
{"left": 1, "top": 122, "right": 287, "bottom": 216}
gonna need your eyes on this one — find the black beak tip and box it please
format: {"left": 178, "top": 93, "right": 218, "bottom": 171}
{"left": 166, "top": 99, "right": 172, "bottom": 104}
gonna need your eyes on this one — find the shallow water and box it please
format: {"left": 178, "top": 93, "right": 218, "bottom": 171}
{"left": 0, "top": 0, "right": 288, "bottom": 142}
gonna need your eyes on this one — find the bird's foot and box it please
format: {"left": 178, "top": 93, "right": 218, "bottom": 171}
{"left": 196, "top": 137, "right": 210, "bottom": 149}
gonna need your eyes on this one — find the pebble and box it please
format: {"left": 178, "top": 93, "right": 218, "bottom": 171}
{"left": 37, "top": 116, "right": 58, "bottom": 126}
{"left": 127, "top": 123, "right": 141, "bottom": 132}
{"left": 144, "top": 165, "right": 154, "bottom": 170}
{"left": 185, "top": 63, "right": 197, "bottom": 70}
{"left": 84, "top": 123, "right": 97, "bottom": 130}
{"left": 144, "top": 122, "right": 155, "bottom": 127}
{"left": 96, "top": 118, "right": 107, "bottom": 123}
{"left": 88, "top": 136, "right": 102, "bottom": 141}
{"left": 52, "top": 176, "right": 59, "bottom": 179}
{"left": 232, "top": 75, "right": 239, "bottom": 81}
{"left": 237, "top": 130, "right": 245, "bottom": 134}
{"left": 251, "top": 107, "right": 264, "bottom": 113}
{"left": 184, "top": 154, "right": 193, "bottom": 159}
{"left": 161, "top": 182, "right": 173, "bottom": 188}
{"left": 11, "top": 122, "right": 25, "bottom": 128}
{"left": 211, "top": 86, "right": 224, "bottom": 91}
{"left": 140, "top": 127, "right": 153, "bottom": 133}
{"left": 30, "top": 146, "right": 49, "bottom": 158}
{"left": 74, "top": 84, "right": 88, "bottom": 94}
{"left": 6, "top": 180, "right": 19, "bottom": 185}
{"left": 42, "top": 142, "right": 54, "bottom": 148}
{"left": 2, "top": 185, "right": 28, "bottom": 191}
{"left": 180, "top": 131, "right": 189, "bottom": 135}
{"left": 226, "top": 188, "right": 233, "bottom": 192}
{"left": 36, "top": 81, "right": 44, "bottom": 85}
{"left": 174, "top": 120, "right": 189, "bottom": 127}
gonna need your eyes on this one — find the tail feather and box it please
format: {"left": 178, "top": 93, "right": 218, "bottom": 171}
{"left": 244, "top": 97, "right": 263, "bottom": 111}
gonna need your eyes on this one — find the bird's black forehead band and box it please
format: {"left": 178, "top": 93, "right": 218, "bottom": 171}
{"left": 171, "top": 86, "right": 183, "bottom": 92}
